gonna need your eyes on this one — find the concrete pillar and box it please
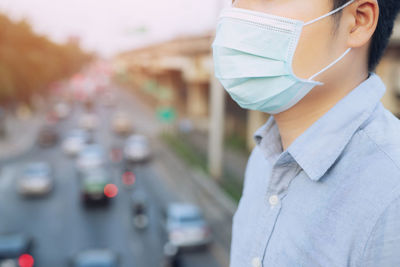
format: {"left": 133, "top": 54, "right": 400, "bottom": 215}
{"left": 187, "top": 82, "right": 208, "bottom": 118}
{"left": 208, "top": 76, "right": 226, "bottom": 180}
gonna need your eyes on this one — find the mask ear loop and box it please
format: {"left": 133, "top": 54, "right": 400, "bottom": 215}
{"left": 308, "top": 48, "right": 352, "bottom": 81}
{"left": 304, "top": 0, "right": 354, "bottom": 81}
{"left": 304, "top": 0, "right": 355, "bottom": 26}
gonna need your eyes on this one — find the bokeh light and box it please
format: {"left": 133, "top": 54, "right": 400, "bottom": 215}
{"left": 104, "top": 184, "right": 118, "bottom": 198}
{"left": 110, "top": 148, "right": 123, "bottom": 163}
{"left": 18, "top": 254, "right": 34, "bottom": 267}
{"left": 122, "top": 171, "right": 136, "bottom": 186}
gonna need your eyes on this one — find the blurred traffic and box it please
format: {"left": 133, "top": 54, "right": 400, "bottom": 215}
{"left": 0, "top": 1, "right": 244, "bottom": 266}
{"left": 0, "top": 66, "right": 228, "bottom": 267}
{"left": 2, "top": 0, "right": 400, "bottom": 266}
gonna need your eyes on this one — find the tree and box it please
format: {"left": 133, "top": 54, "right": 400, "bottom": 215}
{"left": 0, "top": 14, "right": 92, "bottom": 104}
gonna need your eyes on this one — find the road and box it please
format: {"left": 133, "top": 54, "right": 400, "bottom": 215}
{"left": 0, "top": 88, "right": 229, "bottom": 267}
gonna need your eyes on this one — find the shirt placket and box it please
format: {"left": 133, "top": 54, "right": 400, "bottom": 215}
{"left": 249, "top": 152, "right": 300, "bottom": 267}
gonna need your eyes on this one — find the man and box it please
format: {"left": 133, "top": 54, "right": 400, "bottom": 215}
{"left": 212, "top": 0, "right": 400, "bottom": 266}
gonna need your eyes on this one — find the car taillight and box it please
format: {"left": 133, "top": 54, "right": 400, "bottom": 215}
{"left": 104, "top": 184, "right": 118, "bottom": 198}
{"left": 203, "top": 227, "right": 211, "bottom": 236}
{"left": 19, "top": 254, "right": 34, "bottom": 267}
{"left": 122, "top": 171, "right": 136, "bottom": 186}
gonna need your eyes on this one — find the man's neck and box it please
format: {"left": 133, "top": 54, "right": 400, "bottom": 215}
{"left": 274, "top": 71, "right": 369, "bottom": 151}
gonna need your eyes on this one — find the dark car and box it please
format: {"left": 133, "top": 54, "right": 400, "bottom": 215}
{"left": 71, "top": 249, "right": 119, "bottom": 267}
{"left": 37, "top": 125, "right": 58, "bottom": 147}
{"left": 0, "top": 233, "right": 33, "bottom": 266}
{"left": 80, "top": 168, "right": 111, "bottom": 206}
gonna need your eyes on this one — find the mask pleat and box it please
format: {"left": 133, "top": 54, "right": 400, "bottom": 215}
{"left": 225, "top": 76, "right": 297, "bottom": 105}
{"left": 213, "top": 18, "right": 295, "bottom": 62}
{"left": 256, "top": 82, "right": 304, "bottom": 112}
{"left": 213, "top": 47, "right": 288, "bottom": 79}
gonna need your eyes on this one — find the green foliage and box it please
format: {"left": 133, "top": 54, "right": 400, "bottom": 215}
{"left": 160, "top": 131, "right": 208, "bottom": 173}
{"left": 0, "top": 14, "right": 92, "bottom": 103}
{"left": 160, "top": 131, "right": 243, "bottom": 203}
{"left": 225, "top": 133, "right": 248, "bottom": 154}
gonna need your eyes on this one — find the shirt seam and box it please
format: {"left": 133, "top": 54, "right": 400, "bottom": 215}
{"left": 359, "top": 129, "right": 400, "bottom": 172}
{"left": 358, "top": 193, "right": 400, "bottom": 266}
{"left": 356, "top": 129, "right": 400, "bottom": 265}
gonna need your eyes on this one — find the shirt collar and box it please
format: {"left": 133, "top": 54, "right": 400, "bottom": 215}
{"left": 254, "top": 73, "right": 386, "bottom": 182}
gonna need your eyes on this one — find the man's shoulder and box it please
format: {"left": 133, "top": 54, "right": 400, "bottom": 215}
{"left": 357, "top": 104, "right": 400, "bottom": 174}
{"left": 343, "top": 105, "right": 400, "bottom": 206}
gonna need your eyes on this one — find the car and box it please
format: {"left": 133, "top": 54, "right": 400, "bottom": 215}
{"left": 37, "top": 125, "right": 58, "bottom": 147}
{"left": 79, "top": 113, "right": 98, "bottom": 131}
{"left": 0, "top": 233, "right": 33, "bottom": 267}
{"left": 162, "top": 242, "right": 182, "bottom": 267}
{"left": 77, "top": 145, "right": 106, "bottom": 173}
{"left": 17, "top": 162, "right": 53, "bottom": 197}
{"left": 71, "top": 249, "right": 118, "bottom": 267}
{"left": 124, "top": 135, "right": 151, "bottom": 163}
{"left": 112, "top": 112, "right": 133, "bottom": 136}
{"left": 80, "top": 168, "right": 111, "bottom": 205}
{"left": 163, "top": 203, "right": 212, "bottom": 249}
{"left": 63, "top": 138, "right": 85, "bottom": 157}
{"left": 62, "top": 130, "right": 91, "bottom": 156}
{"left": 54, "top": 102, "right": 70, "bottom": 120}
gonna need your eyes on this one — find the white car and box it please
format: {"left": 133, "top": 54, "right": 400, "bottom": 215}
{"left": 112, "top": 112, "right": 133, "bottom": 136}
{"left": 124, "top": 135, "right": 151, "bottom": 163}
{"left": 62, "top": 130, "right": 90, "bottom": 156}
{"left": 54, "top": 102, "right": 70, "bottom": 120}
{"left": 17, "top": 162, "right": 53, "bottom": 196}
{"left": 77, "top": 145, "right": 106, "bottom": 173}
{"left": 164, "top": 203, "right": 212, "bottom": 249}
{"left": 79, "top": 113, "right": 99, "bottom": 131}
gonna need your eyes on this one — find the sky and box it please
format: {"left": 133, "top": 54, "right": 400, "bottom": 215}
{"left": 0, "top": 0, "right": 231, "bottom": 57}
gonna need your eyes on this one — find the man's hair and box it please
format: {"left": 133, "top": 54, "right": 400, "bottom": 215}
{"left": 333, "top": 0, "right": 400, "bottom": 71}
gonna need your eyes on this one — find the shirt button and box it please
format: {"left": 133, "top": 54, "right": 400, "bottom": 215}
{"left": 252, "top": 257, "right": 262, "bottom": 267}
{"left": 269, "top": 195, "right": 279, "bottom": 206}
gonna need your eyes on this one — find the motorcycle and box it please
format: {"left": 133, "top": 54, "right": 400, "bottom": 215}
{"left": 162, "top": 242, "right": 181, "bottom": 267}
{"left": 132, "top": 192, "right": 149, "bottom": 230}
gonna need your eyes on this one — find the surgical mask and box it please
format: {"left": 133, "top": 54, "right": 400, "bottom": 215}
{"left": 212, "top": 0, "right": 354, "bottom": 114}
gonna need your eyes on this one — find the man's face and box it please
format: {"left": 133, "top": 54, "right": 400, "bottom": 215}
{"left": 233, "top": 0, "right": 349, "bottom": 82}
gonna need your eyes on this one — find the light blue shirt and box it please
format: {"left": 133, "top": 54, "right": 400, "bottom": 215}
{"left": 230, "top": 74, "right": 400, "bottom": 267}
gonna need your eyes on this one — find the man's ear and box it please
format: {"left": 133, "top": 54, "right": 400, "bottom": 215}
{"left": 346, "top": 0, "right": 379, "bottom": 48}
